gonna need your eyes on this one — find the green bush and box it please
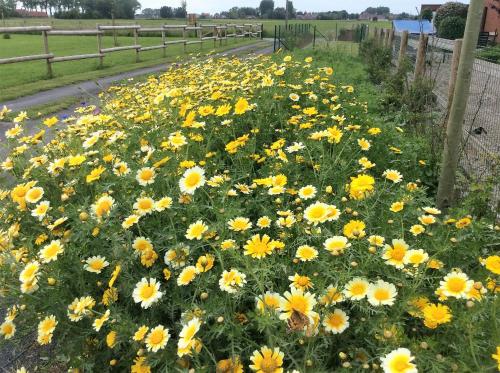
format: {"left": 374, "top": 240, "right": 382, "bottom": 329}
{"left": 438, "top": 16, "right": 466, "bottom": 40}
{"left": 477, "top": 45, "right": 500, "bottom": 63}
{"left": 434, "top": 2, "right": 468, "bottom": 30}
{"left": 359, "top": 38, "right": 392, "bottom": 83}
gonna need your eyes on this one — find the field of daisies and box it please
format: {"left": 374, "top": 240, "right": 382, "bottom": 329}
{"left": 0, "top": 50, "right": 499, "bottom": 373}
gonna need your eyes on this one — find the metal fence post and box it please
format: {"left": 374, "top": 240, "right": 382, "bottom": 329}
{"left": 313, "top": 25, "right": 316, "bottom": 48}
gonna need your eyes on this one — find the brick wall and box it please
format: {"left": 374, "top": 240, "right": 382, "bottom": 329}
{"left": 484, "top": 0, "right": 500, "bottom": 43}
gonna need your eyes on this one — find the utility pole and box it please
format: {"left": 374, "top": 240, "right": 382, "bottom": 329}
{"left": 436, "top": 0, "right": 484, "bottom": 209}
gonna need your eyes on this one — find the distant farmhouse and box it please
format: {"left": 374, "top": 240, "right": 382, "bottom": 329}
{"left": 296, "top": 12, "right": 320, "bottom": 20}
{"left": 420, "top": 3, "right": 442, "bottom": 21}
{"left": 359, "top": 12, "right": 389, "bottom": 21}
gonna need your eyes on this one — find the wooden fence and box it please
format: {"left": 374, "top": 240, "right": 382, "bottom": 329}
{"left": 372, "top": 27, "right": 500, "bottom": 208}
{"left": 0, "top": 23, "right": 263, "bottom": 78}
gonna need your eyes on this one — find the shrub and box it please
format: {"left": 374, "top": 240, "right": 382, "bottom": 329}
{"left": 0, "top": 52, "right": 498, "bottom": 372}
{"left": 438, "top": 15, "right": 467, "bottom": 39}
{"left": 434, "top": 2, "right": 469, "bottom": 30}
{"left": 477, "top": 45, "right": 500, "bottom": 63}
{"left": 360, "top": 38, "right": 392, "bottom": 83}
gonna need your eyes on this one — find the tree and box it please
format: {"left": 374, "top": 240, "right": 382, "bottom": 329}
{"left": 142, "top": 8, "right": 156, "bottom": 18}
{"left": 259, "top": 0, "right": 273, "bottom": 18}
{"left": 272, "top": 6, "right": 286, "bottom": 19}
{"left": 0, "top": 0, "right": 17, "bottom": 20}
{"left": 421, "top": 8, "right": 433, "bottom": 21}
{"left": 174, "top": 6, "right": 186, "bottom": 18}
{"left": 365, "top": 6, "right": 390, "bottom": 15}
{"left": 286, "top": 0, "right": 295, "bottom": 19}
{"left": 434, "top": 2, "right": 468, "bottom": 30}
{"left": 160, "top": 6, "right": 173, "bottom": 18}
{"left": 438, "top": 15, "right": 466, "bottom": 39}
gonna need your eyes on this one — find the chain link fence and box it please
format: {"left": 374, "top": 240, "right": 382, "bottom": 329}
{"left": 392, "top": 32, "right": 500, "bottom": 210}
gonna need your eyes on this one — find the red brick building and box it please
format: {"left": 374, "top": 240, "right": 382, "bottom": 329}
{"left": 482, "top": 0, "right": 500, "bottom": 43}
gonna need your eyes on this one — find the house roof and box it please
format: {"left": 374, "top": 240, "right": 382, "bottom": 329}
{"left": 393, "top": 20, "right": 436, "bottom": 34}
{"left": 421, "top": 4, "right": 442, "bottom": 12}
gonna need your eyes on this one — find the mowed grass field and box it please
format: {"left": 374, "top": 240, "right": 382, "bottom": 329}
{"left": 0, "top": 33, "right": 259, "bottom": 102}
{"left": 0, "top": 18, "right": 391, "bottom": 102}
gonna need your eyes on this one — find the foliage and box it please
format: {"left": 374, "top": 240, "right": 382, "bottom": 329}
{"left": 438, "top": 16, "right": 466, "bottom": 40}
{"left": 0, "top": 0, "right": 16, "bottom": 17}
{"left": 259, "top": 0, "right": 274, "bottom": 19}
{"left": 434, "top": 2, "right": 469, "bottom": 31}
{"left": 316, "top": 11, "right": 359, "bottom": 20}
{"left": 359, "top": 38, "right": 392, "bottom": 83}
{"left": 0, "top": 50, "right": 498, "bottom": 373}
{"left": 477, "top": 45, "right": 500, "bottom": 63}
{"left": 52, "top": 0, "right": 141, "bottom": 19}
{"left": 159, "top": 6, "right": 173, "bottom": 19}
{"left": 364, "top": 6, "right": 391, "bottom": 15}
{"left": 225, "top": 6, "right": 259, "bottom": 20}
{"left": 421, "top": 8, "right": 433, "bottom": 22}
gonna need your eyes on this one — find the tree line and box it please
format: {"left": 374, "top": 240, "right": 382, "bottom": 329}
{"left": 4, "top": 0, "right": 141, "bottom": 19}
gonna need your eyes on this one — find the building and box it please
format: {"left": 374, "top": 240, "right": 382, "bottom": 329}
{"left": 482, "top": 0, "right": 500, "bottom": 43}
{"left": 392, "top": 19, "right": 436, "bottom": 35}
{"left": 420, "top": 4, "right": 442, "bottom": 23}
{"left": 359, "top": 12, "right": 388, "bottom": 21}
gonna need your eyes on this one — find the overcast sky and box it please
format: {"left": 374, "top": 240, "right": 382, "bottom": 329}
{"left": 138, "top": 0, "right": 469, "bottom": 14}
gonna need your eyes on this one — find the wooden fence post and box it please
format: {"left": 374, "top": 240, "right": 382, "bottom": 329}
{"left": 414, "top": 33, "right": 428, "bottom": 79}
{"left": 446, "top": 39, "right": 463, "bottom": 111}
{"left": 182, "top": 26, "right": 187, "bottom": 53}
{"left": 42, "top": 29, "right": 52, "bottom": 78}
{"left": 199, "top": 26, "right": 203, "bottom": 50}
{"left": 384, "top": 28, "right": 390, "bottom": 47}
{"left": 213, "top": 25, "right": 217, "bottom": 48}
{"left": 134, "top": 27, "right": 140, "bottom": 62}
{"left": 398, "top": 31, "right": 409, "bottom": 70}
{"left": 97, "top": 28, "right": 103, "bottom": 68}
{"left": 436, "top": 0, "right": 485, "bottom": 209}
{"left": 388, "top": 29, "right": 395, "bottom": 49}
{"left": 161, "top": 27, "right": 166, "bottom": 57}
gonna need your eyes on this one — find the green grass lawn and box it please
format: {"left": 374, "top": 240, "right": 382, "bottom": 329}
{"left": 0, "top": 35, "right": 261, "bottom": 102}
{"left": 0, "top": 18, "right": 391, "bottom": 102}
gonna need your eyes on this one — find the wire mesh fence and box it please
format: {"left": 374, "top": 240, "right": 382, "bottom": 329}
{"left": 391, "top": 32, "right": 500, "bottom": 209}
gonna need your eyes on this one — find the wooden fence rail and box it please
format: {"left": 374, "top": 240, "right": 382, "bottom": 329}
{"left": 0, "top": 23, "right": 263, "bottom": 78}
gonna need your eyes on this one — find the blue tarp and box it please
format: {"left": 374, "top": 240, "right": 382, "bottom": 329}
{"left": 392, "top": 20, "right": 436, "bottom": 34}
